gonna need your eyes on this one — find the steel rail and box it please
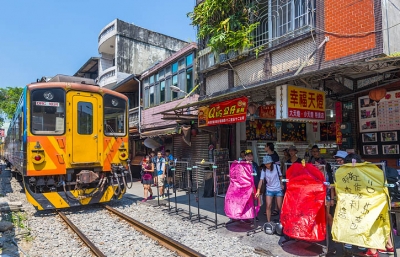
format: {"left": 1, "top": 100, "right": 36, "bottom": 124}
{"left": 56, "top": 210, "right": 106, "bottom": 257}
{"left": 103, "top": 205, "right": 206, "bottom": 257}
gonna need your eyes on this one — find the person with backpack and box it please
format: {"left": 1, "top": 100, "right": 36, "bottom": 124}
{"left": 255, "top": 155, "right": 283, "bottom": 222}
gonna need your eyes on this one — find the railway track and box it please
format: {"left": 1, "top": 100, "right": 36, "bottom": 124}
{"left": 56, "top": 205, "right": 205, "bottom": 257}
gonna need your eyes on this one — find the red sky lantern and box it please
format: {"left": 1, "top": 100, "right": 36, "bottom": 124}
{"left": 369, "top": 88, "right": 387, "bottom": 104}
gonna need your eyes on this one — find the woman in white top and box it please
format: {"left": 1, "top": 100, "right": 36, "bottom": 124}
{"left": 255, "top": 155, "right": 284, "bottom": 222}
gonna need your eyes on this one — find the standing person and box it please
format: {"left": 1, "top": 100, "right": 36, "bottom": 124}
{"left": 244, "top": 149, "right": 260, "bottom": 222}
{"left": 265, "top": 143, "right": 280, "bottom": 216}
{"left": 286, "top": 146, "right": 302, "bottom": 164}
{"left": 165, "top": 150, "right": 175, "bottom": 188}
{"left": 239, "top": 150, "right": 246, "bottom": 161}
{"left": 245, "top": 150, "right": 260, "bottom": 189}
{"left": 255, "top": 155, "right": 283, "bottom": 222}
{"left": 265, "top": 143, "right": 280, "bottom": 164}
{"left": 308, "top": 145, "right": 326, "bottom": 165}
{"left": 149, "top": 151, "right": 157, "bottom": 187}
{"left": 141, "top": 158, "right": 154, "bottom": 202}
{"left": 154, "top": 151, "right": 166, "bottom": 200}
{"left": 281, "top": 148, "right": 290, "bottom": 169}
{"left": 333, "top": 150, "right": 347, "bottom": 165}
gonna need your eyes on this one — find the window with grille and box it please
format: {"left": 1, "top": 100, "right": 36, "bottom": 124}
{"left": 255, "top": 0, "right": 316, "bottom": 47}
{"left": 271, "top": 0, "right": 315, "bottom": 39}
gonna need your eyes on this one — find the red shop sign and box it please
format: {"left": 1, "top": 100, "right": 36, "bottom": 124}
{"left": 198, "top": 97, "right": 248, "bottom": 127}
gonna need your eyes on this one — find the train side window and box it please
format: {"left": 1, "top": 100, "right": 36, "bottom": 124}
{"left": 31, "top": 88, "right": 65, "bottom": 135}
{"left": 77, "top": 102, "right": 93, "bottom": 135}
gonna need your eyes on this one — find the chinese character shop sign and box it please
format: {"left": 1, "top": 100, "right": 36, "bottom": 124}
{"left": 198, "top": 97, "right": 248, "bottom": 127}
{"left": 276, "top": 85, "right": 326, "bottom": 121}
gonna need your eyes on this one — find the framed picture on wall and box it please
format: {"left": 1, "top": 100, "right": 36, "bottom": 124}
{"left": 358, "top": 96, "right": 378, "bottom": 132}
{"left": 359, "top": 120, "right": 378, "bottom": 132}
{"left": 363, "top": 145, "right": 379, "bottom": 155}
{"left": 359, "top": 97, "right": 376, "bottom": 108}
{"left": 362, "top": 133, "right": 377, "bottom": 143}
{"left": 381, "top": 131, "right": 397, "bottom": 142}
{"left": 382, "top": 144, "right": 399, "bottom": 155}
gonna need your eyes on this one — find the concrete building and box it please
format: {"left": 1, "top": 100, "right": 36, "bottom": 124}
{"left": 161, "top": 0, "right": 400, "bottom": 167}
{"left": 97, "top": 19, "right": 188, "bottom": 89}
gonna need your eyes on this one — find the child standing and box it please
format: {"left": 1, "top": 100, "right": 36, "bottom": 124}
{"left": 256, "top": 155, "right": 283, "bottom": 222}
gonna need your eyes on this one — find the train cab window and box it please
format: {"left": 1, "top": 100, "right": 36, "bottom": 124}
{"left": 31, "top": 89, "right": 65, "bottom": 135}
{"left": 104, "top": 94, "right": 126, "bottom": 136}
{"left": 77, "top": 102, "right": 93, "bottom": 135}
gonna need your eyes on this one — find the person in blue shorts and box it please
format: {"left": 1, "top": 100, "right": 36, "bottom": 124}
{"left": 255, "top": 155, "right": 283, "bottom": 222}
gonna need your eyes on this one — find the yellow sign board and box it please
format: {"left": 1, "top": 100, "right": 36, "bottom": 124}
{"left": 276, "top": 85, "right": 326, "bottom": 121}
{"left": 332, "top": 163, "right": 391, "bottom": 249}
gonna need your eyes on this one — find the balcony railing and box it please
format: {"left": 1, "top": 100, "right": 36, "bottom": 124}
{"left": 129, "top": 106, "right": 141, "bottom": 128}
{"left": 98, "top": 67, "right": 116, "bottom": 87}
{"left": 98, "top": 24, "right": 115, "bottom": 42}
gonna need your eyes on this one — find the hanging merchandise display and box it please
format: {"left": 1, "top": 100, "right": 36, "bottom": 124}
{"left": 225, "top": 161, "right": 259, "bottom": 220}
{"left": 332, "top": 163, "right": 391, "bottom": 250}
{"left": 280, "top": 162, "right": 326, "bottom": 242}
{"left": 246, "top": 119, "right": 277, "bottom": 140}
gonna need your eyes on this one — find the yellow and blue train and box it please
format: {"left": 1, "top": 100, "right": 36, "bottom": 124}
{"left": 4, "top": 81, "right": 130, "bottom": 210}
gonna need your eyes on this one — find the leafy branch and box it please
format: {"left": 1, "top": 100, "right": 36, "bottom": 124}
{"left": 0, "top": 87, "right": 23, "bottom": 127}
{"left": 188, "top": 0, "right": 259, "bottom": 54}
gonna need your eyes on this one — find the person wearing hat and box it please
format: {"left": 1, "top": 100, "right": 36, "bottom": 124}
{"left": 244, "top": 149, "right": 260, "bottom": 189}
{"left": 286, "top": 145, "right": 302, "bottom": 164}
{"left": 256, "top": 155, "right": 283, "bottom": 222}
{"left": 282, "top": 148, "right": 290, "bottom": 162}
{"left": 333, "top": 150, "right": 348, "bottom": 165}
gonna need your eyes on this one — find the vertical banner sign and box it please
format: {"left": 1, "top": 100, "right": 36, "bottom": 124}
{"left": 198, "top": 97, "right": 248, "bottom": 127}
{"left": 336, "top": 102, "right": 343, "bottom": 144}
{"left": 276, "top": 85, "right": 326, "bottom": 121}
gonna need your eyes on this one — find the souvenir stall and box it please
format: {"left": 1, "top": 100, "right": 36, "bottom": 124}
{"left": 242, "top": 85, "right": 339, "bottom": 167}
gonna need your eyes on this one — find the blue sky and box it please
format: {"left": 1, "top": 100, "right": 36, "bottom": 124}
{"left": 0, "top": 0, "right": 197, "bottom": 88}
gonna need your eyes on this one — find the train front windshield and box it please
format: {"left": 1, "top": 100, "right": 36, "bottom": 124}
{"left": 104, "top": 94, "right": 126, "bottom": 136}
{"left": 31, "top": 89, "right": 65, "bottom": 135}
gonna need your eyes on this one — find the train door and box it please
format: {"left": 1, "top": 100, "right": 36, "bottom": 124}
{"left": 71, "top": 94, "right": 100, "bottom": 164}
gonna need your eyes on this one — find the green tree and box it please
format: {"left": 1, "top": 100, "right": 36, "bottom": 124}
{"left": 0, "top": 87, "right": 24, "bottom": 127}
{"left": 188, "top": 0, "right": 259, "bottom": 53}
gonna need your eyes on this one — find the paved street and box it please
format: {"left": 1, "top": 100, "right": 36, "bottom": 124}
{"left": 124, "top": 179, "right": 400, "bottom": 257}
